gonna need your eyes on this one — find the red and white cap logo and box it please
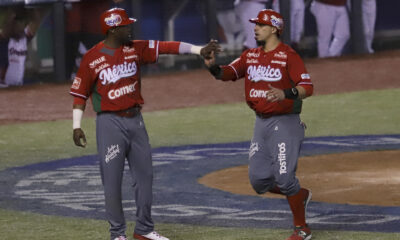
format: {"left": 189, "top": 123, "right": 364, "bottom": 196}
{"left": 105, "top": 13, "right": 123, "bottom": 27}
{"left": 100, "top": 8, "right": 136, "bottom": 34}
{"left": 249, "top": 9, "right": 284, "bottom": 35}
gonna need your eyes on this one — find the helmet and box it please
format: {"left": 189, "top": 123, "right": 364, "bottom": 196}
{"left": 100, "top": 8, "right": 136, "bottom": 35}
{"left": 249, "top": 9, "right": 284, "bottom": 35}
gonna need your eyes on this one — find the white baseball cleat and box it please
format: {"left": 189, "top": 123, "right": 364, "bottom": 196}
{"left": 114, "top": 236, "right": 127, "bottom": 240}
{"left": 134, "top": 231, "right": 169, "bottom": 240}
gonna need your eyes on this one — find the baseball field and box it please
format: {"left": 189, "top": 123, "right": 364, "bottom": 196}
{"left": 0, "top": 50, "right": 400, "bottom": 239}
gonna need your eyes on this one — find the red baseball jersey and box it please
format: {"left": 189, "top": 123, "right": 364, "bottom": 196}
{"left": 70, "top": 40, "right": 180, "bottom": 112}
{"left": 220, "top": 43, "right": 313, "bottom": 115}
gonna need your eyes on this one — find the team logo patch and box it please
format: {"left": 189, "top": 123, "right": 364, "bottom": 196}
{"left": 274, "top": 51, "right": 287, "bottom": 59}
{"left": 246, "top": 52, "right": 260, "bottom": 58}
{"left": 95, "top": 63, "right": 110, "bottom": 74}
{"left": 270, "top": 15, "right": 283, "bottom": 30}
{"left": 105, "top": 144, "right": 120, "bottom": 163}
{"left": 124, "top": 55, "right": 138, "bottom": 60}
{"left": 263, "top": 14, "right": 269, "bottom": 22}
{"left": 301, "top": 73, "right": 311, "bottom": 79}
{"left": 89, "top": 56, "right": 106, "bottom": 68}
{"left": 105, "top": 14, "right": 122, "bottom": 27}
{"left": 277, "top": 142, "right": 287, "bottom": 175}
{"left": 123, "top": 46, "right": 135, "bottom": 53}
{"left": 271, "top": 60, "right": 286, "bottom": 66}
{"left": 249, "top": 141, "right": 259, "bottom": 158}
{"left": 246, "top": 59, "right": 259, "bottom": 64}
{"left": 71, "top": 77, "right": 81, "bottom": 90}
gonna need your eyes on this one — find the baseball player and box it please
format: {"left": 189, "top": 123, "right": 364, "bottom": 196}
{"left": 310, "top": 0, "right": 350, "bottom": 58}
{"left": 70, "top": 8, "right": 219, "bottom": 240}
{"left": 204, "top": 9, "right": 313, "bottom": 240}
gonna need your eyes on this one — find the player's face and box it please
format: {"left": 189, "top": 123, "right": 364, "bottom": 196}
{"left": 254, "top": 23, "right": 275, "bottom": 42}
{"left": 11, "top": 20, "right": 26, "bottom": 39}
{"left": 115, "top": 25, "right": 133, "bottom": 44}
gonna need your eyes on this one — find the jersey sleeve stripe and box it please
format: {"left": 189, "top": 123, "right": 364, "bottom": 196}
{"left": 228, "top": 65, "right": 239, "bottom": 79}
{"left": 298, "top": 81, "right": 313, "bottom": 85}
{"left": 70, "top": 92, "right": 88, "bottom": 99}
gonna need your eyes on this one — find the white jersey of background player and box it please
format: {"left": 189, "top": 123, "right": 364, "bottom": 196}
{"left": 234, "top": 0, "right": 270, "bottom": 49}
{"left": 310, "top": 0, "right": 350, "bottom": 58}
{"left": 347, "top": 0, "right": 376, "bottom": 54}
{"left": 272, "top": 0, "right": 305, "bottom": 47}
{"left": 362, "top": 0, "right": 376, "bottom": 53}
{"left": 5, "top": 26, "right": 33, "bottom": 86}
{"left": 216, "top": 0, "right": 244, "bottom": 51}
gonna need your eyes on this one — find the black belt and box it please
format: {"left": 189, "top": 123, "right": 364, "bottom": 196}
{"left": 100, "top": 106, "right": 141, "bottom": 118}
{"left": 256, "top": 112, "right": 275, "bottom": 119}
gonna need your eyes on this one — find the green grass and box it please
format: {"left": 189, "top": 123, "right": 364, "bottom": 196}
{"left": 301, "top": 89, "right": 400, "bottom": 136}
{"left": 1, "top": 208, "right": 399, "bottom": 240}
{"left": 1, "top": 89, "right": 399, "bottom": 170}
{"left": 0, "top": 88, "right": 400, "bottom": 240}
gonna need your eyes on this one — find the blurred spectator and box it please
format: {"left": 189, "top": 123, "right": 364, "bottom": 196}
{"left": 216, "top": 0, "right": 244, "bottom": 51}
{"left": 272, "top": 0, "right": 305, "bottom": 51}
{"left": 0, "top": 8, "right": 12, "bottom": 87}
{"left": 362, "top": 0, "right": 376, "bottom": 53}
{"left": 0, "top": 7, "right": 48, "bottom": 87}
{"left": 234, "top": 0, "right": 271, "bottom": 50}
{"left": 310, "top": 0, "right": 350, "bottom": 58}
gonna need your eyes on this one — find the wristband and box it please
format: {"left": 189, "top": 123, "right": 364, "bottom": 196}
{"left": 190, "top": 45, "right": 202, "bottom": 55}
{"left": 73, "top": 108, "right": 84, "bottom": 129}
{"left": 284, "top": 87, "right": 299, "bottom": 99}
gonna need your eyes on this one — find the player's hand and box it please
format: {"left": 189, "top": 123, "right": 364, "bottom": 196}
{"left": 266, "top": 84, "right": 285, "bottom": 102}
{"left": 73, "top": 128, "right": 87, "bottom": 148}
{"left": 200, "top": 39, "right": 221, "bottom": 59}
{"left": 204, "top": 51, "right": 216, "bottom": 67}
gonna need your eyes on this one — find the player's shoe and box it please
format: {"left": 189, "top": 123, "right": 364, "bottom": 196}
{"left": 286, "top": 225, "right": 312, "bottom": 240}
{"left": 113, "top": 236, "right": 127, "bottom": 240}
{"left": 133, "top": 231, "right": 169, "bottom": 240}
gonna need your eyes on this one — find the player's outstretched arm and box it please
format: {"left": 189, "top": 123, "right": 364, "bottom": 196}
{"left": 162, "top": 39, "right": 221, "bottom": 57}
{"left": 72, "top": 104, "right": 87, "bottom": 148}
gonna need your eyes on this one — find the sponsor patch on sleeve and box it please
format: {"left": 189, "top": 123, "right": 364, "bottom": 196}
{"left": 301, "top": 73, "right": 310, "bottom": 80}
{"left": 71, "top": 77, "right": 82, "bottom": 90}
{"left": 149, "top": 40, "right": 155, "bottom": 49}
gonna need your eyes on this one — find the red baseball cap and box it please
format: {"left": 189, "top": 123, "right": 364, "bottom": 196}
{"left": 100, "top": 8, "right": 136, "bottom": 35}
{"left": 249, "top": 9, "right": 284, "bottom": 35}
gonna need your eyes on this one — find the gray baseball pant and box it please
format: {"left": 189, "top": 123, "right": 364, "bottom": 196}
{"left": 96, "top": 112, "right": 154, "bottom": 239}
{"left": 248, "top": 114, "right": 304, "bottom": 196}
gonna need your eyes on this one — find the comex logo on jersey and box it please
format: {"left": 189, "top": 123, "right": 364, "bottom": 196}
{"left": 108, "top": 81, "right": 138, "bottom": 100}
